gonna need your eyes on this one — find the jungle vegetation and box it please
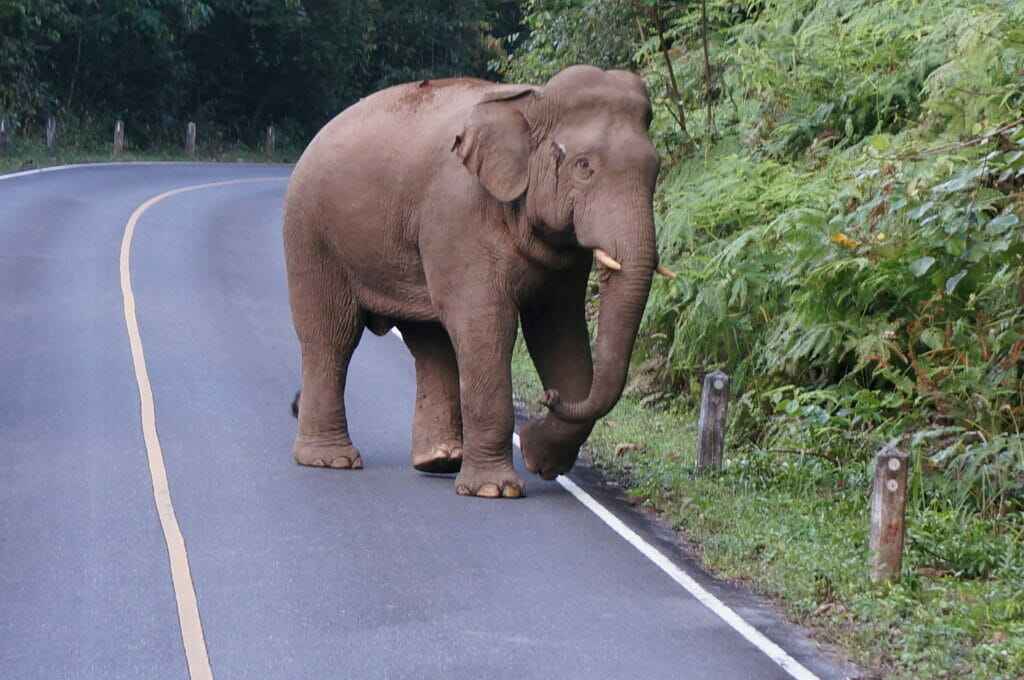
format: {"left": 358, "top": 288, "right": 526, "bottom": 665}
{"left": 0, "top": 0, "right": 523, "bottom": 151}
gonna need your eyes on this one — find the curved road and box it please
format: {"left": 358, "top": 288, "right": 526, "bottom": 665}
{"left": 0, "top": 164, "right": 852, "bottom": 679}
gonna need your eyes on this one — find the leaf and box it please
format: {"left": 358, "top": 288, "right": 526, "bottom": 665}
{"left": 947, "top": 238, "right": 966, "bottom": 256}
{"left": 909, "top": 256, "right": 936, "bottom": 276}
{"left": 909, "top": 201, "right": 934, "bottom": 220}
{"left": 985, "top": 214, "right": 1020, "bottom": 235}
{"left": 730, "top": 276, "right": 749, "bottom": 306}
{"left": 920, "top": 328, "right": 945, "bottom": 351}
{"left": 830, "top": 232, "right": 860, "bottom": 248}
{"left": 910, "top": 426, "right": 965, "bottom": 449}
{"left": 944, "top": 269, "right": 968, "bottom": 296}
{"left": 990, "top": 238, "right": 1010, "bottom": 253}
{"left": 931, "top": 176, "right": 970, "bottom": 194}
{"left": 1003, "top": 150, "right": 1023, "bottom": 166}
{"left": 869, "top": 135, "right": 890, "bottom": 152}
{"left": 871, "top": 244, "right": 897, "bottom": 259}
{"left": 964, "top": 242, "right": 989, "bottom": 263}
{"left": 931, "top": 166, "right": 985, "bottom": 194}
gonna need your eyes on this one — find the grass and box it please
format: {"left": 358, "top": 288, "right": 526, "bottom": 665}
{"left": 512, "top": 334, "right": 1024, "bottom": 679}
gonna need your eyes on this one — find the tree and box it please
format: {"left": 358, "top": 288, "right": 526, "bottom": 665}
{"left": 368, "top": 0, "right": 516, "bottom": 89}
{"left": 0, "top": 0, "right": 523, "bottom": 146}
{"left": 180, "top": 0, "right": 375, "bottom": 141}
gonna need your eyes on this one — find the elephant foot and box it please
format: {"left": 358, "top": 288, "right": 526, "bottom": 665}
{"left": 519, "top": 417, "right": 587, "bottom": 481}
{"left": 412, "top": 441, "right": 463, "bottom": 474}
{"left": 454, "top": 464, "right": 525, "bottom": 498}
{"left": 293, "top": 437, "right": 364, "bottom": 469}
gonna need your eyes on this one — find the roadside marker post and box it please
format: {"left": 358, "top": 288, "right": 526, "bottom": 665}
{"left": 46, "top": 116, "right": 58, "bottom": 152}
{"left": 265, "top": 125, "right": 275, "bottom": 157}
{"left": 696, "top": 370, "right": 729, "bottom": 474}
{"left": 114, "top": 120, "right": 125, "bottom": 154}
{"left": 869, "top": 446, "right": 908, "bottom": 582}
{"left": 185, "top": 122, "right": 197, "bottom": 157}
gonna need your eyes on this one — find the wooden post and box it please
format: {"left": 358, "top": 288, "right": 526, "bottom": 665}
{"left": 185, "top": 121, "right": 196, "bottom": 156}
{"left": 870, "top": 446, "right": 908, "bottom": 582}
{"left": 46, "top": 116, "right": 57, "bottom": 152}
{"left": 695, "top": 370, "right": 729, "bottom": 474}
{"left": 113, "top": 120, "right": 124, "bottom": 154}
{"left": 265, "top": 125, "right": 275, "bottom": 157}
{"left": 0, "top": 119, "right": 8, "bottom": 156}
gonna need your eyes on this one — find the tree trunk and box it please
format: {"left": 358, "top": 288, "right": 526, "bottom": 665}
{"left": 647, "top": 3, "right": 695, "bottom": 155}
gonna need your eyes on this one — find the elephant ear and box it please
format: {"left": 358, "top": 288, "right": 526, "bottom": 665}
{"left": 452, "top": 88, "right": 535, "bottom": 202}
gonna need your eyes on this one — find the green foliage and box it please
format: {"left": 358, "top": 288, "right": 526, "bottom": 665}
{"left": 632, "top": 0, "right": 1024, "bottom": 523}
{"left": 371, "top": 0, "right": 513, "bottom": 88}
{"left": 498, "top": 0, "right": 642, "bottom": 83}
{"left": 0, "top": 0, "right": 523, "bottom": 147}
{"left": 178, "top": 0, "right": 376, "bottom": 141}
{"left": 920, "top": 430, "right": 1024, "bottom": 516}
{"left": 0, "top": 0, "right": 64, "bottom": 123}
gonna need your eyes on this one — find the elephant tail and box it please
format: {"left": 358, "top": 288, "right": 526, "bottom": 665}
{"left": 291, "top": 390, "right": 300, "bottom": 418}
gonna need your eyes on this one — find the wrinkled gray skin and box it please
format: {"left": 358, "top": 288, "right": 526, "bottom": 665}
{"left": 284, "top": 65, "right": 660, "bottom": 498}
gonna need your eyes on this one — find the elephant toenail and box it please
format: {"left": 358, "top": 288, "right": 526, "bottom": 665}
{"left": 331, "top": 458, "right": 350, "bottom": 469}
{"left": 477, "top": 483, "right": 501, "bottom": 498}
{"left": 312, "top": 458, "right": 326, "bottom": 467}
{"left": 503, "top": 485, "right": 523, "bottom": 498}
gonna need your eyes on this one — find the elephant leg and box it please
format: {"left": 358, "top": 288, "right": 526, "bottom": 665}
{"left": 287, "top": 246, "right": 365, "bottom": 470}
{"left": 446, "top": 308, "right": 525, "bottom": 498}
{"left": 397, "top": 321, "right": 463, "bottom": 474}
{"left": 519, "top": 258, "right": 596, "bottom": 480}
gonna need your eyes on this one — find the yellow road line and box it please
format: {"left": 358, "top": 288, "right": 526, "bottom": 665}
{"left": 119, "top": 177, "right": 288, "bottom": 680}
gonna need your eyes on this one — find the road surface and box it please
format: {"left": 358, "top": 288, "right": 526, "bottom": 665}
{"left": 0, "top": 163, "right": 853, "bottom": 679}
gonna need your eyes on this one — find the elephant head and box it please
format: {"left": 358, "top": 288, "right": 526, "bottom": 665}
{"left": 453, "top": 65, "right": 667, "bottom": 425}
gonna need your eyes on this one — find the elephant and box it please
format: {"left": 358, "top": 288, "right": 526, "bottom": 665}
{"left": 283, "top": 64, "right": 671, "bottom": 498}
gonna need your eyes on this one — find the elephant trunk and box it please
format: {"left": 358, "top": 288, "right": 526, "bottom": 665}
{"left": 541, "top": 239, "right": 656, "bottom": 424}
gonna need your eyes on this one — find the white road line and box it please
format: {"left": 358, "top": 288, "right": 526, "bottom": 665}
{"left": 386, "top": 241, "right": 814, "bottom": 676}
{"left": 0, "top": 161, "right": 290, "bottom": 182}
{"left": 120, "top": 177, "right": 288, "bottom": 680}
{"left": 511, "top": 432, "right": 821, "bottom": 680}
{"left": 0, "top": 161, "right": 170, "bottom": 180}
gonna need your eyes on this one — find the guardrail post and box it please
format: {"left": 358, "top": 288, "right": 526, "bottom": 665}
{"left": 265, "top": 124, "right": 275, "bottom": 157}
{"left": 696, "top": 370, "right": 729, "bottom": 474}
{"left": 113, "top": 119, "right": 124, "bottom": 154}
{"left": 185, "top": 122, "right": 196, "bottom": 156}
{"left": 0, "top": 119, "right": 8, "bottom": 156}
{"left": 870, "top": 446, "right": 908, "bottom": 582}
{"left": 46, "top": 116, "right": 58, "bottom": 152}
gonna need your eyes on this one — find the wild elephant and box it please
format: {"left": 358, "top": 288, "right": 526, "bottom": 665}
{"left": 283, "top": 65, "right": 671, "bottom": 498}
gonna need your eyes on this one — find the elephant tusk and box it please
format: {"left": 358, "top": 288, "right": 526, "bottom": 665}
{"left": 594, "top": 249, "right": 622, "bottom": 271}
{"left": 656, "top": 264, "right": 678, "bottom": 279}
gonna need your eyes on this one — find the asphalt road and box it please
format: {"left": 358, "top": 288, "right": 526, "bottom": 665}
{"left": 0, "top": 163, "right": 854, "bottom": 679}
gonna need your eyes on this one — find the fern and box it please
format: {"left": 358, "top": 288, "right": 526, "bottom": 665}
{"left": 631, "top": 0, "right": 1024, "bottom": 520}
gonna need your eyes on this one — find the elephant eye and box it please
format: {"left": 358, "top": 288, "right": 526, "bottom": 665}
{"left": 574, "top": 157, "right": 594, "bottom": 179}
